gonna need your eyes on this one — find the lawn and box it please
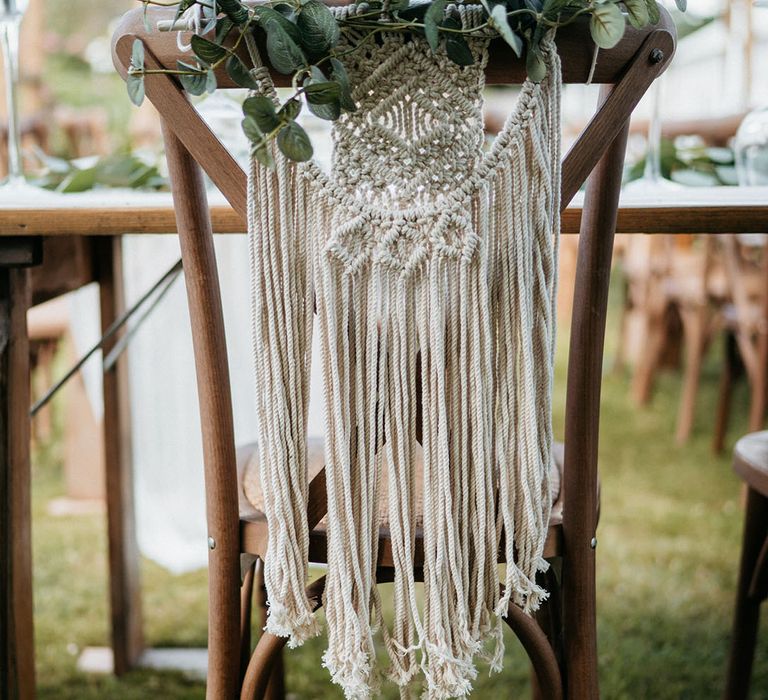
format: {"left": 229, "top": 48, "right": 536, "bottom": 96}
{"left": 30, "top": 277, "right": 768, "bottom": 699}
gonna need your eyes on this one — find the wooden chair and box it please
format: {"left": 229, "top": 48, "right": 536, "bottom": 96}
{"left": 713, "top": 236, "right": 768, "bottom": 453}
{"left": 112, "top": 7, "right": 676, "bottom": 699}
{"left": 725, "top": 431, "right": 768, "bottom": 699}
{"left": 626, "top": 234, "right": 728, "bottom": 444}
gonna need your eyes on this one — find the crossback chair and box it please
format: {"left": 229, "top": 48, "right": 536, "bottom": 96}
{"left": 112, "top": 7, "right": 676, "bottom": 698}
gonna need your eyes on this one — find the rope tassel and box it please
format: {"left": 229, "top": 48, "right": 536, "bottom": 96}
{"left": 247, "top": 12, "right": 562, "bottom": 698}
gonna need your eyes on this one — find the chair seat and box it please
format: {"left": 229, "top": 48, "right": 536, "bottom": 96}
{"left": 238, "top": 440, "right": 567, "bottom": 563}
{"left": 734, "top": 431, "right": 768, "bottom": 497}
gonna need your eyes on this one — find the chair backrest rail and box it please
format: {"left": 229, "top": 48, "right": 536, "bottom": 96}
{"left": 113, "top": 26, "right": 674, "bottom": 224}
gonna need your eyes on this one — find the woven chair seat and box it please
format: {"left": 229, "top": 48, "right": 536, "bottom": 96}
{"left": 240, "top": 439, "right": 565, "bottom": 531}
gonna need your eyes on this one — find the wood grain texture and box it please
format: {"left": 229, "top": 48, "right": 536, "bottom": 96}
{"left": 562, "top": 89, "right": 630, "bottom": 699}
{"left": 561, "top": 28, "right": 674, "bottom": 208}
{"left": 0, "top": 265, "right": 35, "bottom": 700}
{"left": 114, "top": 37, "right": 247, "bottom": 220}
{"left": 0, "top": 204, "right": 244, "bottom": 237}
{"left": 161, "top": 121, "right": 242, "bottom": 700}
{"left": 1, "top": 192, "right": 767, "bottom": 237}
{"left": 31, "top": 236, "right": 96, "bottom": 306}
{"left": 96, "top": 236, "right": 145, "bottom": 675}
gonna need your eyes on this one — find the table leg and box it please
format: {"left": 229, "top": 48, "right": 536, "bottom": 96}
{"left": 95, "top": 235, "right": 144, "bottom": 674}
{"left": 0, "top": 265, "right": 35, "bottom": 699}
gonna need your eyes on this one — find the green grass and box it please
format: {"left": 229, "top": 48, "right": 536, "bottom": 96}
{"left": 31, "top": 280, "right": 768, "bottom": 698}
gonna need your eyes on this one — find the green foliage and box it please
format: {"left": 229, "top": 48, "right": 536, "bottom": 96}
{"left": 626, "top": 140, "right": 738, "bottom": 188}
{"left": 32, "top": 151, "right": 167, "bottom": 193}
{"left": 131, "top": 0, "right": 684, "bottom": 166}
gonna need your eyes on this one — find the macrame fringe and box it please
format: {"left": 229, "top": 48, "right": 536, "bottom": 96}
{"left": 247, "top": 18, "right": 562, "bottom": 699}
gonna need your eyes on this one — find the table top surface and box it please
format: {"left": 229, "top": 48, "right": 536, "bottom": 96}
{"left": 0, "top": 185, "right": 765, "bottom": 236}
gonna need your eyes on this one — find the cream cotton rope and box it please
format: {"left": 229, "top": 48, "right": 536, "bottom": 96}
{"left": 247, "top": 7, "right": 562, "bottom": 698}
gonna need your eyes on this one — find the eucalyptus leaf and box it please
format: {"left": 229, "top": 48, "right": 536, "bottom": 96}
{"left": 274, "top": 3, "right": 297, "bottom": 21}
{"left": 490, "top": 5, "right": 523, "bottom": 57}
{"left": 424, "top": 0, "right": 447, "bottom": 53}
{"left": 278, "top": 98, "right": 302, "bottom": 122}
{"left": 644, "top": 0, "right": 660, "bottom": 24}
{"left": 304, "top": 67, "right": 341, "bottom": 120}
{"left": 206, "top": 69, "right": 217, "bottom": 93}
{"left": 277, "top": 121, "right": 313, "bottom": 162}
{"left": 624, "top": 0, "right": 649, "bottom": 29}
{"left": 715, "top": 165, "right": 737, "bottom": 186}
{"left": 200, "top": 1, "right": 218, "bottom": 35}
{"left": 126, "top": 74, "right": 145, "bottom": 106}
{"left": 589, "top": 2, "right": 625, "bottom": 49}
{"left": 253, "top": 6, "right": 302, "bottom": 43}
{"left": 191, "top": 34, "right": 228, "bottom": 65}
{"left": 265, "top": 21, "right": 306, "bottom": 74}
{"left": 296, "top": 1, "right": 340, "bottom": 56}
{"left": 226, "top": 55, "right": 260, "bottom": 89}
{"left": 177, "top": 60, "right": 208, "bottom": 96}
{"left": 706, "top": 147, "right": 734, "bottom": 165}
{"left": 671, "top": 168, "right": 718, "bottom": 187}
{"left": 305, "top": 80, "right": 341, "bottom": 105}
{"left": 57, "top": 167, "right": 98, "bottom": 194}
{"left": 526, "top": 46, "right": 547, "bottom": 82}
{"left": 243, "top": 95, "right": 281, "bottom": 133}
{"left": 218, "top": 0, "right": 249, "bottom": 26}
{"left": 131, "top": 39, "right": 144, "bottom": 70}
{"left": 307, "top": 99, "right": 341, "bottom": 121}
{"left": 542, "top": 0, "right": 570, "bottom": 17}
{"left": 215, "top": 17, "right": 235, "bottom": 44}
{"left": 242, "top": 116, "right": 264, "bottom": 143}
{"left": 330, "top": 58, "right": 356, "bottom": 112}
{"left": 253, "top": 140, "right": 276, "bottom": 169}
{"left": 445, "top": 34, "right": 474, "bottom": 66}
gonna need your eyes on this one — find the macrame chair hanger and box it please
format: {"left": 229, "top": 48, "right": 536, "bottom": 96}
{"left": 112, "top": 18, "right": 675, "bottom": 221}
{"left": 112, "top": 8, "right": 676, "bottom": 700}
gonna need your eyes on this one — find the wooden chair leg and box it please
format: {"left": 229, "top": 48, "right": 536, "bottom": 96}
{"left": 531, "top": 566, "right": 564, "bottom": 700}
{"left": 714, "top": 333, "right": 739, "bottom": 454}
{"left": 724, "top": 487, "right": 768, "bottom": 700}
{"left": 162, "top": 122, "right": 242, "bottom": 700}
{"left": 241, "top": 576, "right": 326, "bottom": 700}
{"left": 749, "top": 329, "right": 768, "bottom": 433}
{"left": 0, "top": 265, "right": 36, "bottom": 700}
{"left": 95, "top": 235, "right": 145, "bottom": 674}
{"left": 562, "top": 99, "right": 629, "bottom": 700}
{"left": 255, "top": 558, "right": 285, "bottom": 700}
{"left": 631, "top": 307, "right": 666, "bottom": 405}
{"left": 676, "top": 307, "right": 706, "bottom": 445}
{"left": 240, "top": 561, "right": 256, "bottom": 683}
{"left": 503, "top": 598, "right": 563, "bottom": 700}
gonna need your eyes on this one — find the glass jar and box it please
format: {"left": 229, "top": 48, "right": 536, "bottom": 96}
{"left": 735, "top": 106, "right": 768, "bottom": 186}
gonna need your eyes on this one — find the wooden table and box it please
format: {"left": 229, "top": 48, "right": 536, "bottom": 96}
{"left": 0, "top": 186, "right": 765, "bottom": 237}
{"left": 1, "top": 185, "right": 768, "bottom": 698}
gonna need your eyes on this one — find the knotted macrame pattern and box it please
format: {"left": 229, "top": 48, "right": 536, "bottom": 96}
{"left": 247, "top": 7, "right": 562, "bottom": 698}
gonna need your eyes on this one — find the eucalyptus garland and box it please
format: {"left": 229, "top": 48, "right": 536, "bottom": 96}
{"left": 127, "top": 0, "right": 685, "bottom": 165}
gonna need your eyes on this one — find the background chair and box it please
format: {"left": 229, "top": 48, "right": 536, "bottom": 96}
{"left": 724, "top": 430, "right": 768, "bottom": 699}
{"left": 112, "top": 8, "right": 676, "bottom": 699}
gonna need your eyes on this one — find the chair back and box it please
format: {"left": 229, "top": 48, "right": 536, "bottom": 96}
{"left": 112, "top": 10, "right": 676, "bottom": 698}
